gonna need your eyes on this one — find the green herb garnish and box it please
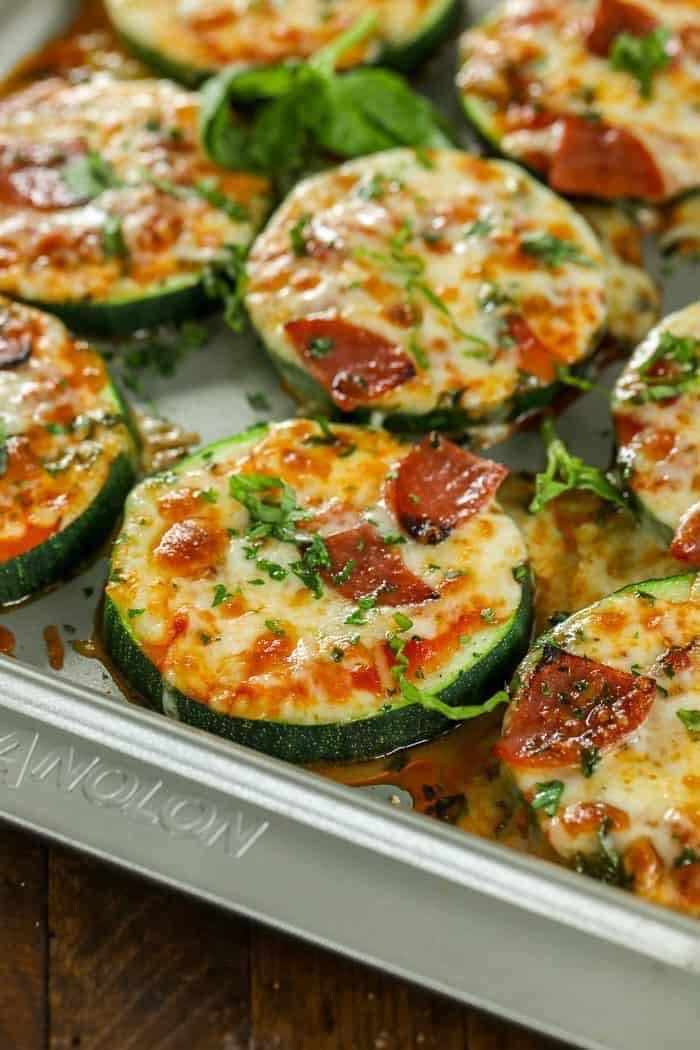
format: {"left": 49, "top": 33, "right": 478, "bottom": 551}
{"left": 610, "top": 27, "right": 672, "bottom": 99}
{"left": 677, "top": 709, "right": 700, "bottom": 736}
{"left": 530, "top": 780, "right": 565, "bottom": 817}
{"left": 520, "top": 231, "right": 595, "bottom": 269}
{"left": 530, "top": 419, "right": 629, "bottom": 515}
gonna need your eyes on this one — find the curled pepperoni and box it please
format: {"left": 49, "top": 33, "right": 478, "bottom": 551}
{"left": 0, "top": 312, "right": 32, "bottom": 368}
{"left": 390, "top": 434, "right": 507, "bottom": 545}
{"left": 284, "top": 316, "right": 415, "bottom": 411}
{"left": 549, "top": 117, "right": 666, "bottom": 201}
{"left": 322, "top": 523, "right": 438, "bottom": 606}
{"left": 587, "top": 0, "right": 658, "bottom": 57}
{"left": 0, "top": 139, "right": 89, "bottom": 211}
{"left": 496, "top": 644, "right": 657, "bottom": 768}
{"left": 507, "top": 314, "right": 557, "bottom": 383}
{"left": 670, "top": 503, "right": 700, "bottom": 565}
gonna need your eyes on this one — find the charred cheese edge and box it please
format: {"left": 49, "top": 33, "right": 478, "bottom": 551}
{"left": 245, "top": 149, "right": 607, "bottom": 433}
{"left": 0, "top": 75, "right": 270, "bottom": 334}
{"left": 103, "top": 420, "right": 532, "bottom": 762}
{"left": 104, "top": 0, "right": 457, "bottom": 84}
{"left": 613, "top": 303, "right": 700, "bottom": 559}
{"left": 457, "top": 0, "right": 700, "bottom": 202}
{"left": 501, "top": 574, "right": 700, "bottom": 913}
{"left": 0, "top": 297, "right": 137, "bottom": 603}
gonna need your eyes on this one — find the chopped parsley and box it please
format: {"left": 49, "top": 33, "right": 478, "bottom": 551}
{"left": 530, "top": 418, "right": 629, "bottom": 515}
{"left": 246, "top": 390, "right": 271, "bottom": 412}
{"left": 581, "top": 746, "right": 601, "bottom": 778}
{"left": 331, "top": 646, "right": 345, "bottom": 662}
{"left": 673, "top": 847, "right": 700, "bottom": 869}
{"left": 609, "top": 27, "right": 672, "bottom": 99}
{"left": 530, "top": 780, "right": 564, "bottom": 817}
{"left": 480, "top": 607, "right": 496, "bottom": 623}
{"left": 212, "top": 583, "right": 233, "bottom": 607}
{"left": 345, "top": 594, "right": 377, "bottom": 625}
{"left": 199, "top": 488, "right": 218, "bottom": 504}
{"left": 382, "top": 532, "right": 406, "bottom": 546}
{"left": 677, "top": 709, "right": 700, "bottom": 737}
{"left": 635, "top": 330, "right": 699, "bottom": 402}
{"left": 464, "top": 217, "right": 494, "bottom": 238}
{"left": 520, "top": 231, "right": 595, "bottom": 269}
{"left": 127, "top": 608, "right": 145, "bottom": 619}
{"left": 264, "top": 619, "right": 286, "bottom": 638}
{"left": 228, "top": 472, "right": 331, "bottom": 598}
{"left": 290, "top": 213, "right": 312, "bottom": 256}
{"left": 393, "top": 612, "right": 413, "bottom": 631}
{"left": 308, "top": 336, "right": 335, "bottom": 358}
{"left": 102, "top": 214, "right": 128, "bottom": 259}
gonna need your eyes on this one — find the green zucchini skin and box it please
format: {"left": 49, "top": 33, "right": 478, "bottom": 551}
{"left": 116, "top": 0, "right": 460, "bottom": 86}
{"left": 103, "top": 568, "right": 532, "bottom": 764}
{"left": 261, "top": 337, "right": 599, "bottom": 438}
{"left": 0, "top": 453, "right": 136, "bottom": 605}
{"left": 25, "top": 278, "right": 212, "bottom": 339}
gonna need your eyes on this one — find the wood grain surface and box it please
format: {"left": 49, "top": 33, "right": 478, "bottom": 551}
{"left": 0, "top": 822, "right": 564, "bottom": 1050}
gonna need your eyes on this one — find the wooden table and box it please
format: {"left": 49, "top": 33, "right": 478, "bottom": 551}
{"left": 1, "top": 823, "right": 564, "bottom": 1049}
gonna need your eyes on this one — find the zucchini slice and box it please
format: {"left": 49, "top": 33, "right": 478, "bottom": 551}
{"left": 244, "top": 149, "right": 606, "bottom": 436}
{"left": 103, "top": 420, "right": 532, "bottom": 762}
{"left": 104, "top": 0, "right": 458, "bottom": 86}
{"left": 0, "top": 76, "right": 271, "bottom": 336}
{"left": 613, "top": 304, "right": 700, "bottom": 565}
{"left": 0, "top": 298, "right": 137, "bottom": 604}
{"left": 457, "top": 0, "right": 700, "bottom": 203}
{"left": 498, "top": 573, "right": 700, "bottom": 909}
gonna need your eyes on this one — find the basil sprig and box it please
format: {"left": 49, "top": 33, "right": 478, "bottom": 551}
{"left": 200, "top": 15, "right": 453, "bottom": 186}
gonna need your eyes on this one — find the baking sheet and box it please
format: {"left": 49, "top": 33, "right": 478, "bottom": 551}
{"left": 0, "top": 2, "right": 699, "bottom": 1048}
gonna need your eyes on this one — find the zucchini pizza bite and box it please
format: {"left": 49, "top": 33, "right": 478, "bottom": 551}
{"left": 103, "top": 420, "right": 532, "bottom": 762}
{"left": 104, "top": 0, "right": 457, "bottom": 86}
{"left": 498, "top": 574, "right": 700, "bottom": 911}
{"left": 613, "top": 304, "right": 700, "bottom": 565}
{"left": 0, "top": 75, "right": 270, "bottom": 336}
{"left": 244, "top": 149, "right": 606, "bottom": 436}
{"left": 0, "top": 298, "right": 137, "bottom": 604}
{"left": 457, "top": 0, "right": 700, "bottom": 203}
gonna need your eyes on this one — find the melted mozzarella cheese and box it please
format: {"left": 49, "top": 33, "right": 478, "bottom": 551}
{"left": 458, "top": 0, "right": 700, "bottom": 201}
{"left": 506, "top": 576, "right": 700, "bottom": 913}
{"left": 500, "top": 477, "right": 686, "bottom": 629}
{"left": 0, "top": 298, "right": 136, "bottom": 559}
{"left": 107, "top": 420, "right": 528, "bottom": 725}
{"left": 106, "top": 0, "right": 449, "bottom": 73}
{"left": 245, "top": 149, "right": 606, "bottom": 423}
{"left": 0, "top": 76, "right": 270, "bottom": 305}
{"left": 613, "top": 303, "right": 700, "bottom": 535}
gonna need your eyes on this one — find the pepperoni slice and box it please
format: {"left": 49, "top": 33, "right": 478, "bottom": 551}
{"left": 549, "top": 117, "right": 666, "bottom": 201}
{"left": 587, "top": 0, "right": 658, "bottom": 57}
{"left": 496, "top": 644, "right": 657, "bottom": 768}
{"left": 0, "top": 140, "right": 89, "bottom": 211}
{"left": 670, "top": 503, "right": 700, "bottom": 565}
{"left": 0, "top": 313, "right": 32, "bottom": 369}
{"left": 321, "top": 523, "right": 438, "bottom": 606}
{"left": 390, "top": 434, "right": 508, "bottom": 545}
{"left": 284, "top": 317, "right": 415, "bottom": 411}
{"left": 507, "top": 314, "right": 558, "bottom": 383}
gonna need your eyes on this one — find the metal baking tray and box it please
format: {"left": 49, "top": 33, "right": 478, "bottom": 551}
{"left": 1, "top": 2, "right": 699, "bottom": 1047}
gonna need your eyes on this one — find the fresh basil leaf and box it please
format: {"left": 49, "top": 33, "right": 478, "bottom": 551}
{"left": 315, "top": 70, "right": 452, "bottom": 158}
{"left": 530, "top": 419, "right": 629, "bottom": 515}
{"left": 200, "top": 14, "right": 452, "bottom": 183}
